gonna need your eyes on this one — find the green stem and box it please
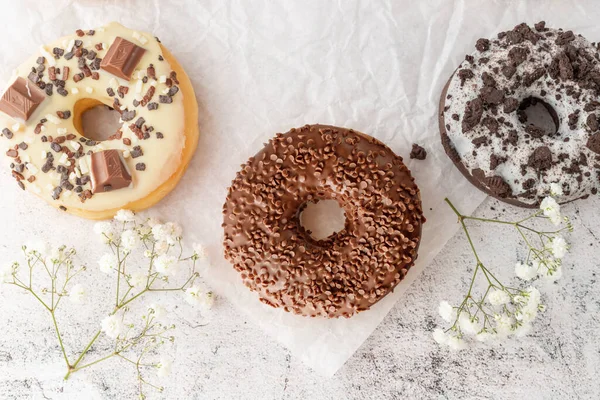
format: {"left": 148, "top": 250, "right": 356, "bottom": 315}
{"left": 70, "top": 352, "right": 117, "bottom": 374}
{"left": 64, "top": 330, "right": 101, "bottom": 380}
{"left": 51, "top": 311, "right": 70, "bottom": 368}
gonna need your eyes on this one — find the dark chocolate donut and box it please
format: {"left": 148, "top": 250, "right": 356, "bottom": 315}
{"left": 440, "top": 22, "right": 600, "bottom": 207}
{"left": 222, "top": 124, "right": 424, "bottom": 318}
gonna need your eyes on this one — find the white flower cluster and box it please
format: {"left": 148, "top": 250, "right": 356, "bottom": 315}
{"left": 435, "top": 286, "right": 543, "bottom": 349}
{"left": 434, "top": 195, "right": 571, "bottom": 350}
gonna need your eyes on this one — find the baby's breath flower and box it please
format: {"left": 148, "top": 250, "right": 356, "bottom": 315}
{"left": 154, "top": 241, "right": 169, "bottom": 256}
{"left": 488, "top": 289, "right": 510, "bottom": 306}
{"left": 192, "top": 243, "right": 208, "bottom": 261}
{"left": 93, "top": 221, "right": 115, "bottom": 243}
{"left": 156, "top": 357, "right": 172, "bottom": 378}
{"left": 549, "top": 236, "right": 569, "bottom": 259}
{"left": 120, "top": 229, "right": 139, "bottom": 251}
{"left": 432, "top": 328, "right": 448, "bottom": 345}
{"left": 148, "top": 303, "right": 167, "bottom": 320}
{"left": 25, "top": 239, "right": 49, "bottom": 257}
{"left": 550, "top": 183, "right": 564, "bottom": 197}
{"left": 127, "top": 271, "right": 147, "bottom": 290}
{"left": 146, "top": 217, "right": 161, "bottom": 228}
{"left": 152, "top": 222, "right": 182, "bottom": 245}
{"left": 185, "top": 285, "right": 213, "bottom": 310}
{"left": 155, "top": 255, "right": 178, "bottom": 276}
{"left": 0, "top": 263, "right": 15, "bottom": 283}
{"left": 494, "top": 313, "right": 514, "bottom": 337}
{"left": 515, "top": 262, "right": 537, "bottom": 281}
{"left": 458, "top": 313, "right": 481, "bottom": 335}
{"left": 447, "top": 335, "right": 467, "bottom": 351}
{"left": 114, "top": 209, "right": 136, "bottom": 223}
{"left": 98, "top": 253, "right": 118, "bottom": 275}
{"left": 101, "top": 315, "right": 123, "bottom": 339}
{"left": 476, "top": 330, "right": 493, "bottom": 342}
{"left": 69, "top": 284, "right": 87, "bottom": 304}
{"left": 540, "top": 197, "right": 561, "bottom": 226}
{"left": 438, "top": 301, "right": 454, "bottom": 323}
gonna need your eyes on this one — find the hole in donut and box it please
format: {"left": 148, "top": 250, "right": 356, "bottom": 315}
{"left": 299, "top": 199, "right": 346, "bottom": 241}
{"left": 518, "top": 97, "right": 559, "bottom": 136}
{"left": 76, "top": 101, "right": 122, "bottom": 142}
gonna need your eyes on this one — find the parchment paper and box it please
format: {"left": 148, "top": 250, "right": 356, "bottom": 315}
{"left": 0, "top": 0, "right": 596, "bottom": 378}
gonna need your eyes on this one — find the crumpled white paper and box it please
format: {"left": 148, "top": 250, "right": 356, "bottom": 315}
{"left": 1, "top": 0, "right": 597, "bottom": 378}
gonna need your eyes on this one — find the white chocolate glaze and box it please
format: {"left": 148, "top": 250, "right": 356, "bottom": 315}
{"left": 0, "top": 22, "right": 185, "bottom": 211}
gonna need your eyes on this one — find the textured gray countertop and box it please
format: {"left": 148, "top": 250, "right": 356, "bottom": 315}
{"left": 1, "top": 195, "right": 598, "bottom": 399}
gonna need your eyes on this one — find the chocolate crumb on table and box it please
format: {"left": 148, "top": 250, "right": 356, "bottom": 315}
{"left": 410, "top": 144, "right": 427, "bottom": 160}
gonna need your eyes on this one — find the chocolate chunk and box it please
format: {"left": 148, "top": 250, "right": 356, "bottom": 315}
{"left": 148, "top": 102, "right": 158, "bottom": 110}
{"left": 130, "top": 145, "right": 143, "bottom": 158}
{"left": 505, "top": 130, "right": 518, "bottom": 146}
{"left": 501, "top": 64, "right": 517, "bottom": 79}
{"left": 18, "top": 142, "right": 28, "bottom": 150}
{"left": 556, "top": 30, "right": 575, "bottom": 45}
{"left": 100, "top": 37, "right": 146, "bottom": 80}
{"left": 475, "top": 38, "right": 490, "bottom": 52}
{"left": 135, "top": 163, "right": 146, "bottom": 171}
{"left": 458, "top": 69, "right": 474, "bottom": 86}
{"left": 57, "top": 110, "right": 71, "bottom": 119}
{"left": 134, "top": 117, "right": 145, "bottom": 129}
{"left": 51, "top": 142, "right": 62, "bottom": 152}
{"left": 489, "top": 154, "right": 506, "bottom": 170}
{"left": 156, "top": 132, "right": 164, "bottom": 139}
{"left": 481, "top": 72, "right": 496, "bottom": 88}
{"left": 506, "top": 30, "right": 523, "bottom": 44}
{"left": 53, "top": 47, "right": 64, "bottom": 58}
{"left": 503, "top": 97, "right": 519, "bottom": 113}
{"left": 51, "top": 186, "right": 62, "bottom": 200}
{"left": 483, "top": 176, "right": 512, "bottom": 198}
{"left": 481, "top": 86, "right": 504, "bottom": 105}
{"left": 587, "top": 132, "right": 600, "bottom": 154}
{"left": 409, "top": 144, "right": 427, "bottom": 160}
{"left": 64, "top": 51, "right": 74, "bottom": 61}
{"left": 508, "top": 47, "right": 529, "bottom": 65}
{"left": 462, "top": 98, "right": 483, "bottom": 133}
{"left": 523, "top": 68, "right": 546, "bottom": 87}
{"left": 57, "top": 87, "right": 68, "bottom": 97}
{"left": 534, "top": 21, "right": 546, "bottom": 32}
{"left": 167, "top": 86, "right": 179, "bottom": 97}
{"left": 45, "top": 83, "right": 53, "bottom": 96}
{"left": 159, "top": 95, "right": 172, "bottom": 104}
{"left": 123, "top": 138, "right": 131, "bottom": 146}
{"left": 147, "top": 64, "right": 156, "bottom": 79}
{"left": 76, "top": 29, "right": 84, "bottom": 37}
{"left": 482, "top": 116, "right": 499, "bottom": 133}
{"left": 90, "top": 150, "right": 132, "bottom": 193}
{"left": 528, "top": 146, "right": 553, "bottom": 170}
{"left": 6, "top": 149, "right": 17, "bottom": 157}
{"left": 2, "top": 128, "right": 13, "bottom": 139}
{"left": 106, "top": 87, "right": 115, "bottom": 97}
{"left": 73, "top": 73, "right": 84, "bottom": 83}
{"left": 587, "top": 114, "right": 599, "bottom": 132}
{"left": 525, "top": 125, "right": 546, "bottom": 139}
{"left": 0, "top": 77, "right": 46, "bottom": 121}
{"left": 121, "top": 110, "right": 136, "bottom": 121}
{"left": 36, "top": 56, "right": 45, "bottom": 64}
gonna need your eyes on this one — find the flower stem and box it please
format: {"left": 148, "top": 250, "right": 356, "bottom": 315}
{"left": 51, "top": 311, "right": 70, "bottom": 368}
{"left": 64, "top": 330, "right": 102, "bottom": 380}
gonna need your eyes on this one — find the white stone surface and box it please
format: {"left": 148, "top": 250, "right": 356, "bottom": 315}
{"left": 0, "top": 0, "right": 599, "bottom": 399}
{"left": 1, "top": 196, "right": 599, "bottom": 399}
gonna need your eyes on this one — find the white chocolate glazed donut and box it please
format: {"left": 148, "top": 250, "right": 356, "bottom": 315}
{"left": 0, "top": 22, "right": 199, "bottom": 219}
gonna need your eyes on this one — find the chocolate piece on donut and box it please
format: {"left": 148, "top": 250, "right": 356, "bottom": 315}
{"left": 100, "top": 37, "right": 146, "bottom": 80}
{"left": 0, "top": 77, "right": 45, "bottom": 121}
{"left": 440, "top": 22, "right": 600, "bottom": 207}
{"left": 90, "top": 150, "right": 132, "bottom": 193}
{"left": 223, "top": 124, "right": 424, "bottom": 318}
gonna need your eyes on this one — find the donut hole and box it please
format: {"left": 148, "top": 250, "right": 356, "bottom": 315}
{"left": 73, "top": 99, "right": 122, "bottom": 142}
{"left": 518, "top": 97, "right": 559, "bottom": 136}
{"left": 299, "top": 199, "right": 346, "bottom": 241}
